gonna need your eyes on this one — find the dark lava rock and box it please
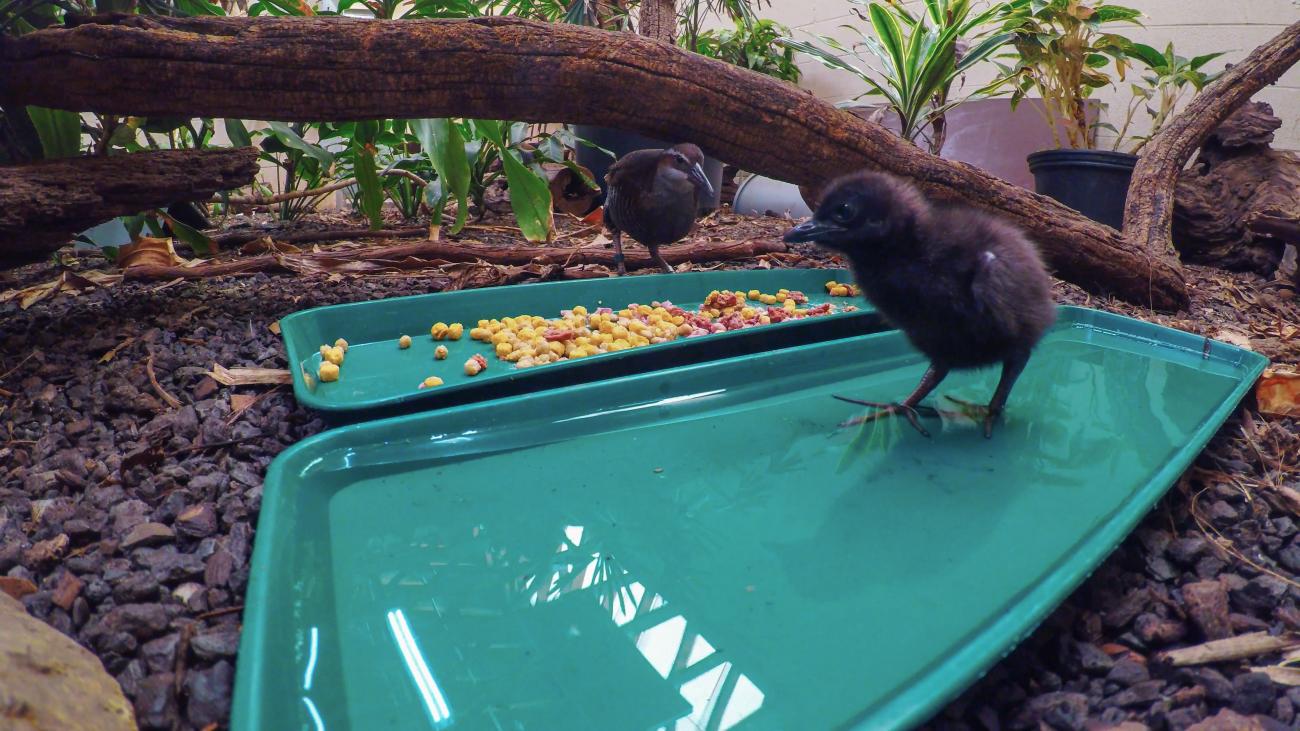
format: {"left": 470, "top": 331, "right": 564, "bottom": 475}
{"left": 1106, "top": 658, "right": 1150, "bottom": 687}
{"left": 185, "top": 659, "right": 234, "bottom": 728}
{"left": 191, "top": 628, "right": 241, "bottom": 660}
{"left": 140, "top": 633, "right": 180, "bottom": 674}
{"left": 1010, "top": 692, "right": 1088, "bottom": 731}
{"left": 1133, "top": 613, "right": 1187, "bottom": 645}
{"left": 1232, "top": 672, "right": 1277, "bottom": 716}
{"left": 1231, "top": 576, "right": 1289, "bottom": 613}
{"left": 1076, "top": 642, "right": 1115, "bottom": 675}
{"left": 176, "top": 503, "right": 218, "bottom": 539}
{"left": 135, "top": 672, "right": 178, "bottom": 731}
{"left": 94, "top": 602, "right": 171, "bottom": 640}
{"left": 1183, "top": 580, "right": 1233, "bottom": 640}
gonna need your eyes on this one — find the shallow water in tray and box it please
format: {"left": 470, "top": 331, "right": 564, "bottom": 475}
{"left": 281, "top": 326, "right": 1241, "bottom": 731}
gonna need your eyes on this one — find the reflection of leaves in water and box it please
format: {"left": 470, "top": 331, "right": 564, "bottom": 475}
{"left": 836, "top": 413, "right": 903, "bottom": 473}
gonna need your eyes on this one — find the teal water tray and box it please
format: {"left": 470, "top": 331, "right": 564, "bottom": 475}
{"left": 236, "top": 306, "right": 1265, "bottom": 731}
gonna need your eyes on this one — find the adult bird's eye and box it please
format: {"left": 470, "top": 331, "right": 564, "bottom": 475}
{"left": 832, "top": 202, "right": 856, "bottom": 223}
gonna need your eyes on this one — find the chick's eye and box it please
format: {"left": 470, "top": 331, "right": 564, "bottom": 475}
{"left": 832, "top": 202, "right": 856, "bottom": 223}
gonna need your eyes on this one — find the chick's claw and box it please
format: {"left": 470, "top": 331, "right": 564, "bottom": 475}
{"left": 942, "top": 395, "right": 1002, "bottom": 439}
{"left": 832, "top": 395, "right": 935, "bottom": 437}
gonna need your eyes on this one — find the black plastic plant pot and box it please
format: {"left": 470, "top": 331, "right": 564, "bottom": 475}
{"left": 1026, "top": 149, "right": 1138, "bottom": 230}
{"left": 571, "top": 124, "right": 725, "bottom": 214}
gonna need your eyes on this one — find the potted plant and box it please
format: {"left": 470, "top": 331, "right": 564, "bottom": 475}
{"left": 782, "top": 0, "right": 1013, "bottom": 157}
{"left": 998, "top": 0, "right": 1143, "bottom": 228}
{"left": 1105, "top": 41, "right": 1224, "bottom": 155}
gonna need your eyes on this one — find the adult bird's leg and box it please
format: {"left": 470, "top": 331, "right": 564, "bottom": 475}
{"left": 611, "top": 229, "right": 627, "bottom": 276}
{"left": 835, "top": 364, "right": 949, "bottom": 437}
{"left": 944, "top": 351, "right": 1030, "bottom": 438}
{"left": 648, "top": 245, "right": 673, "bottom": 274}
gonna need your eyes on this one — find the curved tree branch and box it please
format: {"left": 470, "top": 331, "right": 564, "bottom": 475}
{"left": 1123, "top": 20, "right": 1300, "bottom": 261}
{"left": 1, "top": 15, "right": 1189, "bottom": 308}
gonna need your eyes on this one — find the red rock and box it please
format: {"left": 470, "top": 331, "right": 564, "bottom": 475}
{"left": 1183, "top": 580, "right": 1232, "bottom": 640}
{"left": 51, "top": 572, "right": 84, "bottom": 611}
{"left": 1186, "top": 709, "right": 1265, "bottom": 731}
{"left": 0, "top": 575, "right": 37, "bottom": 600}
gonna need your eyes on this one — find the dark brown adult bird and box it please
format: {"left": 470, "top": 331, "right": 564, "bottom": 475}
{"left": 783, "top": 171, "right": 1057, "bottom": 438}
{"left": 604, "top": 143, "right": 714, "bottom": 275}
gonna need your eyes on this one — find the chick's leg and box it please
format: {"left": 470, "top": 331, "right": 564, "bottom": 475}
{"left": 834, "top": 363, "right": 949, "bottom": 437}
{"left": 943, "top": 350, "right": 1029, "bottom": 438}
{"left": 648, "top": 244, "right": 673, "bottom": 274}
{"left": 610, "top": 229, "right": 628, "bottom": 276}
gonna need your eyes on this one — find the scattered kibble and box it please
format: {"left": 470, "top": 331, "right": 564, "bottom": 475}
{"left": 464, "top": 353, "right": 488, "bottom": 376}
{"left": 448, "top": 323, "right": 464, "bottom": 340}
{"left": 825, "top": 280, "right": 861, "bottom": 297}
{"left": 318, "top": 361, "right": 340, "bottom": 382}
{"left": 399, "top": 335, "right": 412, "bottom": 349}
{"left": 431, "top": 322, "right": 449, "bottom": 340}
{"left": 435, "top": 345, "right": 448, "bottom": 360}
{"left": 324, "top": 346, "right": 345, "bottom": 366}
{"left": 319, "top": 344, "right": 330, "bottom": 357}
{"left": 334, "top": 338, "right": 349, "bottom": 352}
{"left": 419, "top": 376, "right": 444, "bottom": 389}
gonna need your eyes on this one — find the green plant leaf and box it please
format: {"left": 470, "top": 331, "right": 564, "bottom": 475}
{"left": 224, "top": 119, "right": 253, "bottom": 147}
{"left": 155, "top": 209, "right": 214, "bottom": 256}
{"left": 498, "top": 147, "right": 553, "bottom": 243}
{"left": 352, "top": 145, "right": 385, "bottom": 231}
{"left": 265, "top": 122, "right": 334, "bottom": 165}
{"left": 412, "top": 118, "right": 471, "bottom": 234}
{"left": 25, "top": 106, "right": 80, "bottom": 158}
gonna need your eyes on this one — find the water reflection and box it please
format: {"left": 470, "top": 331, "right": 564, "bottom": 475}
{"left": 520, "top": 524, "right": 766, "bottom": 730}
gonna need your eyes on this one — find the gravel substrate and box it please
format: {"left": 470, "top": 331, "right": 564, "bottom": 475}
{"left": 1, "top": 214, "right": 1297, "bottom": 730}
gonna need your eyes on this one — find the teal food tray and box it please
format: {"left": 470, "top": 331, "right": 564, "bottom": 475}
{"left": 278, "top": 268, "right": 883, "bottom": 421}
{"left": 236, "top": 306, "right": 1265, "bottom": 731}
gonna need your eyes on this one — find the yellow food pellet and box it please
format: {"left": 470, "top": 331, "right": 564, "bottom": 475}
{"left": 334, "top": 338, "right": 349, "bottom": 352}
{"left": 448, "top": 323, "right": 464, "bottom": 340}
{"left": 783, "top": 299, "right": 797, "bottom": 312}
{"left": 569, "top": 349, "right": 587, "bottom": 359}
{"left": 319, "top": 345, "right": 330, "bottom": 357}
{"left": 741, "top": 307, "right": 756, "bottom": 318}
{"left": 748, "top": 289, "right": 761, "bottom": 299}
{"left": 465, "top": 360, "right": 483, "bottom": 376}
{"left": 831, "top": 286, "right": 850, "bottom": 297}
{"left": 672, "top": 315, "right": 685, "bottom": 326}
{"left": 318, "top": 361, "right": 340, "bottom": 382}
{"left": 826, "top": 280, "right": 838, "bottom": 289}
{"left": 477, "top": 319, "right": 489, "bottom": 328}
{"left": 324, "top": 346, "right": 345, "bottom": 366}
{"left": 545, "top": 341, "right": 563, "bottom": 357}
{"left": 491, "top": 331, "right": 510, "bottom": 346}
{"left": 399, "top": 335, "right": 412, "bottom": 349}
{"left": 583, "top": 344, "right": 601, "bottom": 357}
{"left": 572, "top": 305, "right": 587, "bottom": 317}
{"left": 760, "top": 315, "right": 772, "bottom": 325}
{"left": 470, "top": 327, "right": 489, "bottom": 341}
{"left": 431, "top": 322, "right": 449, "bottom": 339}
{"left": 435, "top": 345, "right": 448, "bottom": 360}
{"left": 420, "top": 376, "right": 444, "bottom": 389}
{"left": 496, "top": 342, "right": 513, "bottom": 357}
{"left": 760, "top": 294, "right": 777, "bottom": 305}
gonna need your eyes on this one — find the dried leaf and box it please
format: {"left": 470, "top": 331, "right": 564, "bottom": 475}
{"left": 1257, "top": 367, "right": 1300, "bottom": 417}
{"left": 0, "top": 270, "right": 122, "bottom": 310}
{"left": 239, "top": 236, "right": 302, "bottom": 256}
{"left": 581, "top": 207, "right": 604, "bottom": 225}
{"left": 206, "top": 363, "right": 292, "bottom": 386}
{"left": 1214, "top": 329, "right": 1253, "bottom": 351}
{"left": 268, "top": 320, "right": 282, "bottom": 336}
{"left": 118, "top": 236, "right": 186, "bottom": 269}
{"left": 99, "top": 336, "right": 139, "bottom": 364}
{"left": 230, "top": 393, "right": 256, "bottom": 412}
{"left": 1251, "top": 665, "right": 1300, "bottom": 686}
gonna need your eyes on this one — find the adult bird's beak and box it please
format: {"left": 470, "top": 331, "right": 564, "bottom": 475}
{"left": 783, "top": 219, "right": 843, "bottom": 244}
{"left": 689, "top": 163, "right": 714, "bottom": 198}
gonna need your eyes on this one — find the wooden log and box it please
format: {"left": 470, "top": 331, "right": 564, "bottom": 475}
{"left": 1123, "top": 19, "right": 1300, "bottom": 263}
{"left": 0, "top": 14, "right": 1188, "bottom": 309}
{"left": 120, "top": 235, "right": 789, "bottom": 280}
{"left": 0, "top": 147, "right": 259, "bottom": 265}
{"left": 1173, "top": 102, "right": 1300, "bottom": 275}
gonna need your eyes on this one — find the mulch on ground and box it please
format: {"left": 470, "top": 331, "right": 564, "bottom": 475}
{"left": 1, "top": 211, "right": 1298, "bottom": 730}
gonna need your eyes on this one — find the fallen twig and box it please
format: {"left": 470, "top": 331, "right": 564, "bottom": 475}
{"left": 123, "top": 237, "right": 788, "bottom": 281}
{"left": 196, "top": 605, "right": 244, "bottom": 621}
{"left": 1156, "top": 631, "right": 1299, "bottom": 667}
{"left": 145, "top": 347, "right": 182, "bottom": 409}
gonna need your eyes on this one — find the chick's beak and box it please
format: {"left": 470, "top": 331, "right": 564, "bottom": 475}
{"left": 689, "top": 163, "right": 714, "bottom": 198}
{"left": 783, "top": 219, "right": 843, "bottom": 244}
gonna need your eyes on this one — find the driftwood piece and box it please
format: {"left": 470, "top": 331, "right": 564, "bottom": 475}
{"left": 0, "top": 14, "right": 1187, "bottom": 309}
{"left": 121, "top": 236, "right": 789, "bottom": 281}
{"left": 1155, "top": 632, "right": 1299, "bottom": 668}
{"left": 1123, "top": 19, "right": 1300, "bottom": 262}
{"left": 1173, "top": 102, "right": 1300, "bottom": 275}
{"left": 0, "top": 147, "right": 259, "bottom": 265}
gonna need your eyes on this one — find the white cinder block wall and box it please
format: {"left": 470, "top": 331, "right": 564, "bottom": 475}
{"left": 760, "top": 0, "right": 1300, "bottom": 150}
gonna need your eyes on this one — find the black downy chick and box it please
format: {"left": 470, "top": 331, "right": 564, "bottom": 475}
{"left": 783, "top": 171, "right": 1056, "bottom": 438}
{"left": 604, "top": 143, "right": 715, "bottom": 275}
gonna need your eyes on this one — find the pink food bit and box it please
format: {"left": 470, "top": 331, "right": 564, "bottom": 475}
{"left": 544, "top": 328, "right": 575, "bottom": 342}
